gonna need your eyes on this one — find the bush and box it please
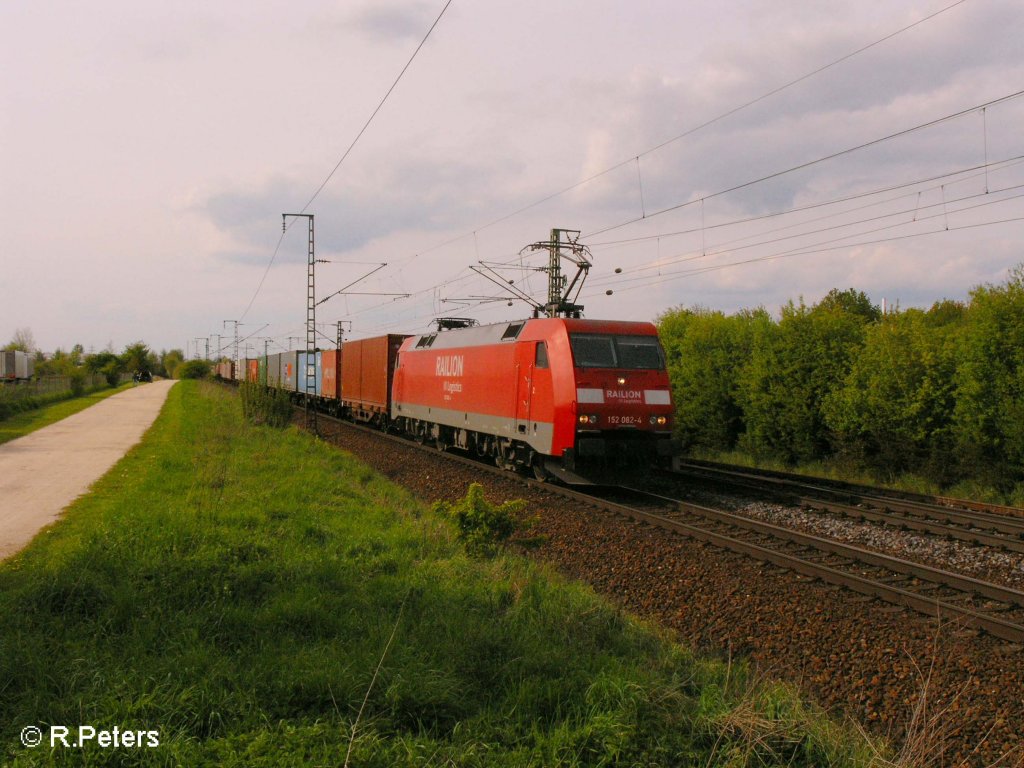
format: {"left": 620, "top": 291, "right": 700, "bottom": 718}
{"left": 951, "top": 267, "right": 1024, "bottom": 488}
{"left": 737, "top": 296, "right": 871, "bottom": 464}
{"left": 823, "top": 309, "right": 957, "bottom": 482}
{"left": 239, "top": 381, "right": 292, "bottom": 427}
{"left": 658, "top": 269, "right": 1024, "bottom": 500}
{"left": 69, "top": 371, "right": 86, "bottom": 398}
{"left": 658, "top": 306, "right": 769, "bottom": 452}
{"left": 176, "top": 360, "right": 212, "bottom": 380}
{"left": 433, "top": 483, "right": 529, "bottom": 557}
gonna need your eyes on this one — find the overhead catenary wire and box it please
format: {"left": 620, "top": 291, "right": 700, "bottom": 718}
{"left": 398, "top": 0, "right": 974, "bottom": 263}
{"left": 237, "top": 0, "right": 454, "bottom": 323}
{"left": 602, "top": 215, "right": 1024, "bottom": 297}
{"left": 583, "top": 89, "right": 1024, "bottom": 239}
{"left": 348, "top": 179, "right": 1024, "bottom": 336}
{"left": 586, "top": 157, "right": 1024, "bottom": 284}
{"left": 353, "top": 211, "right": 1024, "bottom": 337}
{"left": 360, "top": 30, "right": 1021, "bottom": 329}
{"left": 298, "top": 0, "right": 454, "bottom": 215}
{"left": 425, "top": 153, "right": 1023, "bottom": 296}
{"left": 593, "top": 188, "right": 1024, "bottom": 296}
{"left": 271, "top": 147, "right": 1024, "bottom": 339}
{"left": 586, "top": 155, "right": 1024, "bottom": 251}
{"left": 233, "top": 0, "right": 1012, "bottom": 342}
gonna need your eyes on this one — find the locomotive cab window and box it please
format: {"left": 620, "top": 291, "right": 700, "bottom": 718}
{"left": 616, "top": 336, "right": 665, "bottom": 369}
{"left": 570, "top": 335, "right": 616, "bottom": 368}
{"left": 570, "top": 333, "right": 666, "bottom": 370}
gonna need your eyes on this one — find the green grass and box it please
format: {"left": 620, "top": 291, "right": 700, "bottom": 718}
{"left": 0, "top": 382, "right": 889, "bottom": 766}
{"left": 0, "top": 382, "right": 135, "bottom": 445}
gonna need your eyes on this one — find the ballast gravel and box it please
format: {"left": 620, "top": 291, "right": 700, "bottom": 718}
{"left": 316, "top": 419, "right": 1024, "bottom": 767}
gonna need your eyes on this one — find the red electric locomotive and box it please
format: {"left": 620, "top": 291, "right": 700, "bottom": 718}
{"left": 391, "top": 317, "right": 674, "bottom": 481}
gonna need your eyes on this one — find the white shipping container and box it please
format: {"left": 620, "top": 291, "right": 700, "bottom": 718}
{"left": 15, "top": 351, "right": 33, "bottom": 379}
{"left": 0, "top": 351, "right": 32, "bottom": 380}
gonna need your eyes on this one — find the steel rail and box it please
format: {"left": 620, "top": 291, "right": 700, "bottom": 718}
{"left": 589, "top": 487, "right": 1024, "bottom": 644}
{"left": 676, "top": 459, "right": 1024, "bottom": 522}
{"left": 310, "top": 411, "right": 1024, "bottom": 643}
{"left": 673, "top": 462, "right": 1024, "bottom": 540}
{"left": 621, "top": 486, "right": 1024, "bottom": 609}
{"left": 670, "top": 464, "right": 1024, "bottom": 554}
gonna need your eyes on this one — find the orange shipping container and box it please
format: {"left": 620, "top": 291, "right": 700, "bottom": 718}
{"left": 341, "top": 334, "right": 408, "bottom": 420}
{"left": 320, "top": 349, "right": 340, "bottom": 401}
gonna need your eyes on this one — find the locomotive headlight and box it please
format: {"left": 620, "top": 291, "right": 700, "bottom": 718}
{"left": 650, "top": 415, "right": 668, "bottom": 426}
{"left": 617, "top": 377, "right": 626, "bottom": 385}
{"left": 578, "top": 414, "right": 598, "bottom": 425}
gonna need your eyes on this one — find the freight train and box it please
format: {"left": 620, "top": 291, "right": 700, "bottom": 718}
{"left": 218, "top": 317, "right": 675, "bottom": 483}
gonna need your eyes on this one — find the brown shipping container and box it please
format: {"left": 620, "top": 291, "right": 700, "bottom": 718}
{"left": 247, "top": 359, "right": 259, "bottom": 383}
{"left": 320, "top": 349, "right": 340, "bottom": 401}
{"left": 341, "top": 334, "right": 408, "bottom": 417}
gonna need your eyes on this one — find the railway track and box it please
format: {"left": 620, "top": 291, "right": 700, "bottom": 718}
{"left": 671, "top": 460, "right": 1024, "bottom": 554}
{"left": 297, "top": 406, "right": 1024, "bottom": 762}
{"left": 594, "top": 484, "right": 1024, "bottom": 644}
{"left": 312, "top": 411, "right": 1024, "bottom": 644}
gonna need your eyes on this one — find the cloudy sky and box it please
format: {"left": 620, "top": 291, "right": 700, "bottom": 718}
{"left": 3, "top": 0, "right": 1023, "bottom": 357}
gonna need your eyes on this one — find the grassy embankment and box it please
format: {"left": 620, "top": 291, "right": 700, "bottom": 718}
{"left": 0, "top": 382, "right": 135, "bottom": 445}
{"left": 0, "top": 381, "right": 889, "bottom": 766}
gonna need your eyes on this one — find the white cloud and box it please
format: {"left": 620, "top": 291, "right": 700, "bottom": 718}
{"left": 3, "top": 0, "right": 1024, "bottom": 351}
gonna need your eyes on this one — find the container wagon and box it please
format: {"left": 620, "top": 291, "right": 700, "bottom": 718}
{"left": 341, "top": 335, "right": 408, "bottom": 426}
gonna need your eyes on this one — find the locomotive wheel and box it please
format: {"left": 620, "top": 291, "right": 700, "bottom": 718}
{"left": 495, "top": 440, "right": 514, "bottom": 470}
{"left": 495, "top": 453, "right": 514, "bottom": 471}
{"left": 532, "top": 461, "right": 549, "bottom": 482}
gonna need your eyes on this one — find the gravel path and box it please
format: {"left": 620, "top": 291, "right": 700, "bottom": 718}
{"left": 0, "top": 380, "right": 175, "bottom": 561}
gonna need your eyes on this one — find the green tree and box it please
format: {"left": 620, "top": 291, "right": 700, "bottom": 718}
{"left": 823, "top": 308, "right": 958, "bottom": 481}
{"left": 85, "top": 351, "right": 124, "bottom": 387}
{"left": 121, "top": 341, "right": 152, "bottom": 375}
{"left": 737, "top": 294, "right": 872, "bottom": 463}
{"left": 925, "top": 299, "right": 965, "bottom": 327}
{"left": 160, "top": 349, "right": 185, "bottom": 379}
{"left": 29, "top": 344, "right": 86, "bottom": 393}
{"left": 35, "top": 348, "right": 73, "bottom": 377}
{"left": 3, "top": 327, "right": 35, "bottom": 353}
{"left": 176, "top": 359, "right": 211, "bottom": 379}
{"left": 658, "top": 306, "right": 768, "bottom": 452}
{"left": 951, "top": 266, "right": 1024, "bottom": 487}
{"left": 814, "top": 288, "right": 881, "bottom": 323}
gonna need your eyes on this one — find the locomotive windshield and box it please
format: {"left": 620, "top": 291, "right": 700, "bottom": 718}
{"left": 570, "top": 334, "right": 665, "bottom": 370}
